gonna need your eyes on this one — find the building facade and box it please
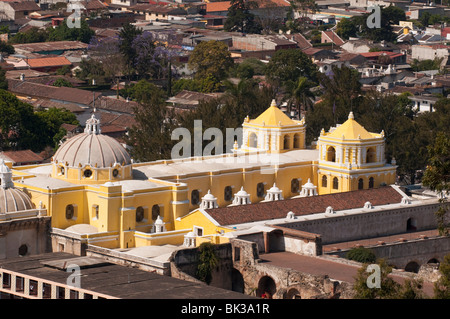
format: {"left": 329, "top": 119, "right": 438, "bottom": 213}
{"left": 8, "top": 100, "right": 396, "bottom": 253}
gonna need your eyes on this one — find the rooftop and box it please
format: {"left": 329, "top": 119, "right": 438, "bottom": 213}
{"left": 205, "top": 186, "right": 404, "bottom": 226}
{"left": 0, "top": 252, "right": 251, "bottom": 299}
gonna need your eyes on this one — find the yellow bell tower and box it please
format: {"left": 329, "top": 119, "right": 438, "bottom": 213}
{"left": 240, "top": 99, "right": 306, "bottom": 153}
{"left": 317, "top": 112, "right": 397, "bottom": 194}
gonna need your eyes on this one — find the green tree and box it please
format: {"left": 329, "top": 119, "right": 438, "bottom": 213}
{"left": 336, "top": 18, "right": 358, "bottom": 40}
{"left": 124, "top": 81, "right": 176, "bottom": 162}
{"left": 188, "top": 40, "right": 234, "bottom": 83}
{"left": 434, "top": 254, "right": 450, "bottom": 298}
{"left": 346, "top": 247, "right": 377, "bottom": 263}
{"left": 265, "top": 48, "right": 318, "bottom": 93}
{"left": 224, "top": 0, "right": 261, "bottom": 34}
{"left": 52, "top": 78, "right": 73, "bottom": 88}
{"left": 422, "top": 132, "right": 450, "bottom": 236}
{"left": 286, "top": 76, "right": 315, "bottom": 116}
{"left": 8, "top": 27, "right": 49, "bottom": 44}
{"left": 353, "top": 5, "right": 406, "bottom": 42}
{"left": 0, "top": 90, "right": 47, "bottom": 152}
{"left": 0, "top": 66, "right": 7, "bottom": 91}
{"left": 0, "top": 40, "right": 14, "bottom": 55}
{"left": 352, "top": 259, "right": 401, "bottom": 299}
{"left": 196, "top": 242, "right": 218, "bottom": 285}
{"left": 118, "top": 23, "right": 143, "bottom": 79}
{"left": 48, "top": 19, "right": 94, "bottom": 44}
{"left": 36, "top": 107, "right": 79, "bottom": 148}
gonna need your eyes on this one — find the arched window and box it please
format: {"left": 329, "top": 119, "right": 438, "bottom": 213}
{"left": 322, "top": 175, "right": 327, "bottom": 188}
{"left": 326, "top": 146, "right": 336, "bottom": 162}
{"left": 151, "top": 204, "right": 160, "bottom": 221}
{"left": 191, "top": 189, "right": 200, "bottom": 205}
{"left": 283, "top": 135, "right": 290, "bottom": 150}
{"left": 366, "top": 147, "right": 376, "bottom": 163}
{"left": 332, "top": 177, "right": 339, "bottom": 190}
{"left": 224, "top": 186, "right": 233, "bottom": 201}
{"left": 369, "top": 177, "right": 374, "bottom": 189}
{"left": 293, "top": 134, "right": 301, "bottom": 149}
{"left": 136, "top": 206, "right": 145, "bottom": 222}
{"left": 291, "top": 178, "right": 300, "bottom": 193}
{"left": 249, "top": 132, "right": 258, "bottom": 148}
{"left": 358, "top": 178, "right": 364, "bottom": 190}
{"left": 256, "top": 182, "right": 265, "bottom": 198}
{"left": 66, "top": 204, "right": 74, "bottom": 220}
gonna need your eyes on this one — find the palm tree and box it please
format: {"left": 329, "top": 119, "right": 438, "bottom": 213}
{"left": 287, "top": 76, "right": 315, "bottom": 118}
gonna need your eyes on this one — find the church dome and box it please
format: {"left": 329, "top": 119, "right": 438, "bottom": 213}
{"left": 0, "top": 187, "right": 34, "bottom": 213}
{"left": 53, "top": 114, "right": 132, "bottom": 168}
{"left": 0, "top": 160, "right": 34, "bottom": 213}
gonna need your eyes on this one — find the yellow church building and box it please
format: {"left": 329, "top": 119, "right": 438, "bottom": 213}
{"left": 6, "top": 100, "right": 397, "bottom": 253}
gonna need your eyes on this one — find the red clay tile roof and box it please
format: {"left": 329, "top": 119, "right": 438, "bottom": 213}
{"left": 1, "top": 150, "right": 44, "bottom": 164}
{"left": 206, "top": 1, "right": 230, "bottom": 12}
{"left": 27, "top": 56, "right": 72, "bottom": 69}
{"left": 205, "top": 187, "right": 404, "bottom": 226}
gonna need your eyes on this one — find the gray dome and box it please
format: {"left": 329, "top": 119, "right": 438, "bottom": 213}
{"left": 0, "top": 187, "right": 34, "bottom": 213}
{"left": 53, "top": 114, "right": 132, "bottom": 168}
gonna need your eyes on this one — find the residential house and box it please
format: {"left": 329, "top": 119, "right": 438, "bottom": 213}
{"left": 7, "top": 78, "right": 101, "bottom": 124}
{"left": 284, "top": 33, "right": 312, "bottom": 50}
{"left": 231, "top": 34, "right": 298, "bottom": 52}
{"left": 13, "top": 41, "right": 88, "bottom": 56}
{"left": 0, "top": 150, "right": 44, "bottom": 166}
{"left": 411, "top": 44, "right": 450, "bottom": 69}
{"left": 360, "top": 51, "right": 406, "bottom": 65}
{"left": 128, "top": 4, "right": 187, "bottom": 21}
{"left": 26, "top": 56, "right": 72, "bottom": 73}
{"left": 166, "top": 90, "right": 223, "bottom": 113}
{"left": 302, "top": 47, "right": 337, "bottom": 62}
{"left": 0, "top": 0, "right": 41, "bottom": 20}
{"left": 205, "top": 1, "right": 229, "bottom": 17}
{"left": 321, "top": 30, "right": 345, "bottom": 48}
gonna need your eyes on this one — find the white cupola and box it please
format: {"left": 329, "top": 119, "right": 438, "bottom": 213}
{"left": 299, "top": 178, "right": 318, "bottom": 197}
{"left": 264, "top": 183, "right": 283, "bottom": 201}
{"left": 200, "top": 190, "right": 218, "bottom": 209}
{"left": 230, "top": 187, "right": 251, "bottom": 206}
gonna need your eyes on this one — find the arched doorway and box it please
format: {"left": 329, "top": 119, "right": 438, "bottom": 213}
{"left": 257, "top": 276, "right": 276, "bottom": 298}
{"left": 405, "top": 261, "right": 420, "bottom": 273}
{"left": 428, "top": 258, "right": 439, "bottom": 264}
{"left": 231, "top": 268, "right": 244, "bottom": 293}
{"left": 285, "top": 288, "right": 301, "bottom": 299}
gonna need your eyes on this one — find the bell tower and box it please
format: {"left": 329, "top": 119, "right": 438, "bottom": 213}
{"left": 239, "top": 100, "right": 306, "bottom": 154}
{"left": 317, "top": 112, "right": 397, "bottom": 194}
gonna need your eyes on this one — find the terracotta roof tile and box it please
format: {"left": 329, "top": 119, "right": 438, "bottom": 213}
{"left": 27, "top": 56, "right": 72, "bottom": 69}
{"left": 0, "top": 150, "right": 44, "bottom": 164}
{"left": 205, "top": 187, "right": 404, "bottom": 226}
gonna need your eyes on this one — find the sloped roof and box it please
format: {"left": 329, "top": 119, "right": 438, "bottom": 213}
{"left": 27, "top": 56, "right": 72, "bottom": 69}
{"left": 326, "top": 112, "right": 378, "bottom": 140}
{"left": 249, "top": 99, "right": 297, "bottom": 127}
{"left": 1, "top": 150, "right": 43, "bottom": 164}
{"left": 205, "top": 186, "right": 404, "bottom": 226}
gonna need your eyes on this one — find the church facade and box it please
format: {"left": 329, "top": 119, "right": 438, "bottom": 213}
{"left": 6, "top": 100, "right": 397, "bottom": 253}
